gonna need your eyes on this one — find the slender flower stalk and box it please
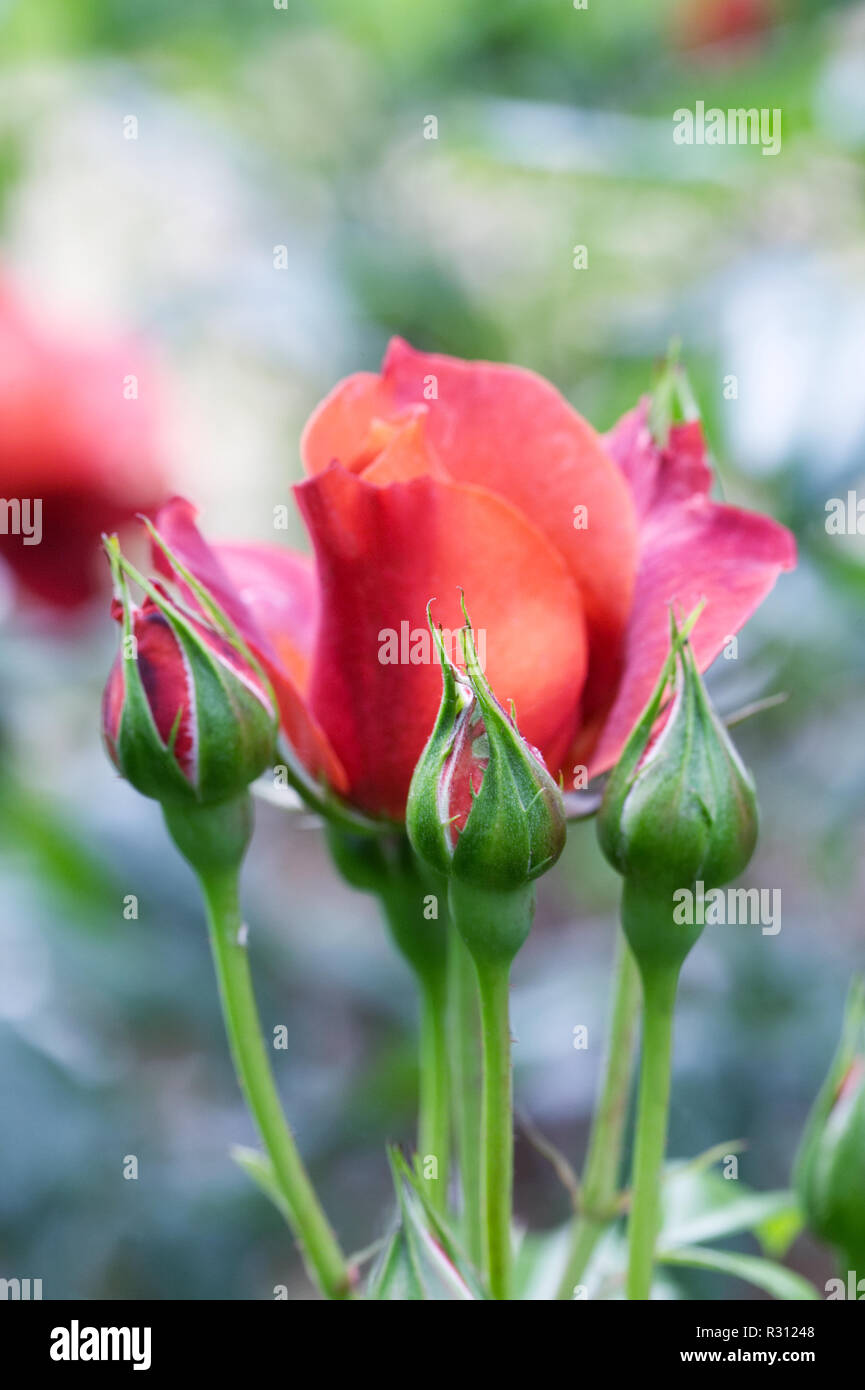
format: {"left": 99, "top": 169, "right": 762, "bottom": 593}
{"left": 447, "top": 880, "right": 535, "bottom": 1298}
{"left": 475, "top": 958, "right": 516, "bottom": 1298}
{"left": 325, "top": 824, "right": 451, "bottom": 1213}
{"left": 186, "top": 820, "right": 353, "bottom": 1298}
{"left": 102, "top": 531, "right": 353, "bottom": 1299}
{"left": 379, "top": 877, "right": 450, "bottom": 1215}
{"left": 161, "top": 806, "right": 357, "bottom": 1302}
{"left": 407, "top": 600, "right": 566, "bottom": 1297}
{"left": 416, "top": 973, "right": 450, "bottom": 1213}
{"left": 448, "top": 920, "right": 483, "bottom": 1266}
{"left": 597, "top": 611, "right": 759, "bottom": 1300}
{"left": 556, "top": 928, "right": 641, "bottom": 1298}
{"left": 623, "top": 921, "right": 679, "bottom": 1300}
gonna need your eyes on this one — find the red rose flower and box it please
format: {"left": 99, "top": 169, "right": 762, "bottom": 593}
{"left": 0, "top": 282, "right": 166, "bottom": 610}
{"left": 149, "top": 339, "right": 795, "bottom": 822}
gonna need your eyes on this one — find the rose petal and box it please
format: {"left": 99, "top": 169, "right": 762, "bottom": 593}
{"left": 302, "top": 337, "right": 639, "bottom": 726}
{"left": 301, "top": 371, "right": 392, "bottom": 475}
{"left": 152, "top": 498, "right": 348, "bottom": 793}
{"left": 604, "top": 398, "right": 712, "bottom": 521}
{"left": 585, "top": 405, "right": 796, "bottom": 775}
{"left": 359, "top": 410, "right": 450, "bottom": 486}
{"left": 295, "top": 463, "right": 588, "bottom": 820}
{"left": 216, "top": 543, "right": 319, "bottom": 690}
{"left": 135, "top": 605, "right": 197, "bottom": 782}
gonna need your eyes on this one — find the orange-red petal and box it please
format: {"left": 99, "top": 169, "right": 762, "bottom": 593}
{"left": 301, "top": 338, "right": 639, "bottom": 729}
{"left": 585, "top": 403, "right": 796, "bottom": 776}
{"left": 295, "top": 464, "right": 587, "bottom": 820}
{"left": 152, "top": 498, "right": 348, "bottom": 794}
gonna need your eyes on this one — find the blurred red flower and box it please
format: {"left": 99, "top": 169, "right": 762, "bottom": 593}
{"left": 670, "top": 0, "right": 778, "bottom": 56}
{"left": 150, "top": 339, "right": 795, "bottom": 822}
{"left": 0, "top": 283, "right": 166, "bottom": 611}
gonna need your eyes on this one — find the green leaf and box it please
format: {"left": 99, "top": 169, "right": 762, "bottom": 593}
{"left": 368, "top": 1226, "right": 425, "bottom": 1300}
{"left": 793, "top": 976, "right": 865, "bottom": 1219}
{"left": 230, "top": 1145, "right": 293, "bottom": 1226}
{"left": 668, "top": 1139, "right": 746, "bottom": 1176}
{"left": 388, "top": 1149, "right": 485, "bottom": 1299}
{"left": 367, "top": 1148, "right": 486, "bottom": 1300}
{"left": 657, "top": 1246, "right": 819, "bottom": 1300}
{"left": 662, "top": 1173, "right": 799, "bottom": 1249}
{"left": 392, "top": 1149, "right": 488, "bottom": 1296}
{"left": 0, "top": 775, "right": 121, "bottom": 928}
{"left": 400, "top": 1212, "right": 478, "bottom": 1300}
{"left": 756, "top": 1203, "right": 806, "bottom": 1260}
{"left": 512, "top": 1225, "right": 574, "bottom": 1300}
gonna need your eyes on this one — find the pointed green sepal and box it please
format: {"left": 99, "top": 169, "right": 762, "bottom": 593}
{"left": 598, "top": 606, "right": 758, "bottom": 976}
{"left": 102, "top": 534, "right": 278, "bottom": 809}
{"left": 407, "top": 598, "right": 566, "bottom": 895}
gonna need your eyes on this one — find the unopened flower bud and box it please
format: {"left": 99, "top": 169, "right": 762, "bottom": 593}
{"left": 598, "top": 611, "right": 758, "bottom": 973}
{"left": 795, "top": 980, "right": 865, "bottom": 1270}
{"left": 101, "top": 531, "right": 277, "bottom": 811}
{"left": 407, "top": 603, "right": 565, "bottom": 896}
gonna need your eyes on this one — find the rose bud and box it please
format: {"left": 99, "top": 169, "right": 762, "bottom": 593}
{"left": 795, "top": 980, "right": 865, "bottom": 1272}
{"left": 101, "top": 531, "right": 277, "bottom": 812}
{"left": 407, "top": 603, "right": 565, "bottom": 896}
{"left": 597, "top": 609, "right": 758, "bottom": 974}
{"left": 408, "top": 602, "right": 566, "bottom": 1299}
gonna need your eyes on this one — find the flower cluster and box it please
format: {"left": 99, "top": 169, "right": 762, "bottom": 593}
{"left": 130, "top": 340, "right": 794, "bottom": 824}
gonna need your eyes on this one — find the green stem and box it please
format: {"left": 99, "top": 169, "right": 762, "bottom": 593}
{"left": 556, "top": 928, "right": 641, "bottom": 1298}
{"left": 448, "top": 921, "right": 483, "bottom": 1266}
{"left": 376, "top": 880, "right": 450, "bottom": 1211}
{"left": 627, "top": 964, "right": 679, "bottom": 1301}
{"left": 475, "top": 959, "right": 514, "bottom": 1300}
{"left": 417, "top": 970, "right": 450, "bottom": 1214}
{"left": 200, "top": 868, "right": 353, "bottom": 1301}
{"left": 323, "top": 826, "right": 452, "bottom": 1214}
{"left": 447, "top": 878, "right": 534, "bottom": 1300}
{"left": 561, "top": 1215, "right": 605, "bottom": 1299}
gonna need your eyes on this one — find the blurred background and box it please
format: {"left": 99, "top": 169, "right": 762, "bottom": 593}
{"left": 1, "top": 0, "right": 863, "bottom": 1299}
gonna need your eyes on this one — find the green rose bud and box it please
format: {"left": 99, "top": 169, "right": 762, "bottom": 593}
{"left": 406, "top": 603, "right": 566, "bottom": 897}
{"left": 102, "top": 532, "right": 278, "bottom": 813}
{"left": 795, "top": 979, "right": 865, "bottom": 1272}
{"left": 598, "top": 611, "right": 758, "bottom": 974}
{"left": 408, "top": 602, "right": 567, "bottom": 1299}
